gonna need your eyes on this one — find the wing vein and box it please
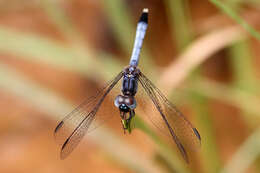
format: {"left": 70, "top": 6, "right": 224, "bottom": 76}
{"left": 138, "top": 72, "right": 200, "bottom": 163}
{"left": 54, "top": 71, "right": 123, "bottom": 159}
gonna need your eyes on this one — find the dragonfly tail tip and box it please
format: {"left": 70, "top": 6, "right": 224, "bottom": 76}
{"left": 139, "top": 8, "right": 148, "bottom": 23}
{"left": 143, "top": 8, "right": 149, "bottom": 13}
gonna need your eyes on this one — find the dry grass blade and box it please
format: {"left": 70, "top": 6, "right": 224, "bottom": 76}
{"left": 159, "top": 26, "right": 246, "bottom": 93}
{"left": 220, "top": 128, "right": 260, "bottom": 173}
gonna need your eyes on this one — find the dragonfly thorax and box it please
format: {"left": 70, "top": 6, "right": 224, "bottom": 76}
{"left": 121, "top": 66, "right": 140, "bottom": 96}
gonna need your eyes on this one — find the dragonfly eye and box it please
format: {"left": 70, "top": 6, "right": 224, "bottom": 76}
{"left": 125, "top": 97, "right": 136, "bottom": 109}
{"left": 114, "top": 95, "right": 137, "bottom": 110}
{"left": 114, "top": 95, "right": 124, "bottom": 107}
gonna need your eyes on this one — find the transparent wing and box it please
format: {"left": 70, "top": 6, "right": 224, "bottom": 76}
{"left": 138, "top": 72, "right": 201, "bottom": 163}
{"left": 54, "top": 71, "right": 123, "bottom": 159}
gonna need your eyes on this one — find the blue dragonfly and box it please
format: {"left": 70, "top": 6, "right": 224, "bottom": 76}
{"left": 54, "top": 8, "right": 201, "bottom": 163}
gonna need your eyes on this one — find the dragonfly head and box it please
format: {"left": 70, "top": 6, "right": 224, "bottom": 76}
{"left": 114, "top": 95, "right": 137, "bottom": 111}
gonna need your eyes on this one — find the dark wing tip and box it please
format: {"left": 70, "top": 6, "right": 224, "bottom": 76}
{"left": 193, "top": 128, "right": 201, "bottom": 141}
{"left": 59, "top": 137, "right": 70, "bottom": 160}
{"left": 139, "top": 8, "right": 148, "bottom": 24}
{"left": 178, "top": 142, "right": 189, "bottom": 164}
{"left": 61, "top": 137, "right": 70, "bottom": 150}
{"left": 54, "top": 121, "right": 64, "bottom": 133}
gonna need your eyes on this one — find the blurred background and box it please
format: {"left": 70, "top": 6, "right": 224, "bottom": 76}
{"left": 0, "top": 0, "right": 260, "bottom": 173}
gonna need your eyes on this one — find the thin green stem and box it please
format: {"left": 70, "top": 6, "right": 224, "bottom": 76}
{"left": 165, "top": 0, "right": 221, "bottom": 171}
{"left": 0, "top": 27, "right": 120, "bottom": 81}
{"left": 186, "top": 77, "right": 260, "bottom": 118}
{"left": 188, "top": 87, "right": 222, "bottom": 173}
{"left": 230, "top": 40, "right": 257, "bottom": 91}
{"left": 209, "top": 0, "right": 260, "bottom": 41}
{"left": 165, "top": 0, "right": 193, "bottom": 50}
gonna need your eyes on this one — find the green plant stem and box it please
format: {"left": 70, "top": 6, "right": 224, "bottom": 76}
{"left": 230, "top": 40, "right": 256, "bottom": 91}
{"left": 186, "top": 77, "right": 260, "bottom": 118}
{"left": 165, "top": 0, "right": 221, "bottom": 171}
{"left": 229, "top": 36, "right": 260, "bottom": 173}
{"left": 209, "top": 0, "right": 260, "bottom": 41}
{"left": 188, "top": 84, "right": 222, "bottom": 173}
{"left": 101, "top": 0, "right": 133, "bottom": 53}
{"left": 39, "top": 0, "right": 103, "bottom": 77}
{"left": 226, "top": 0, "right": 244, "bottom": 10}
{"left": 0, "top": 27, "right": 121, "bottom": 81}
{"left": 229, "top": 40, "right": 259, "bottom": 127}
{"left": 40, "top": 0, "right": 86, "bottom": 45}
{"left": 165, "top": 0, "right": 193, "bottom": 50}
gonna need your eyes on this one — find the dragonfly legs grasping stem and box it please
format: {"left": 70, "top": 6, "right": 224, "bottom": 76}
{"left": 121, "top": 109, "right": 135, "bottom": 134}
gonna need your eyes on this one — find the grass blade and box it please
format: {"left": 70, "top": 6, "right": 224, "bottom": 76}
{"left": 209, "top": 0, "right": 260, "bottom": 41}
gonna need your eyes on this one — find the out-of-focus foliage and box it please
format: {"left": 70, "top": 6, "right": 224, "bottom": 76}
{"left": 0, "top": 0, "right": 260, "bottom": 173}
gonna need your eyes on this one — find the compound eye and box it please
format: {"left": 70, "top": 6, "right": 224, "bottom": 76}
{"left": 125, "top": 97, "right": 136, "bottom": 109}
{"left": 114, "top": 95, "right": 124, "bottom": 108}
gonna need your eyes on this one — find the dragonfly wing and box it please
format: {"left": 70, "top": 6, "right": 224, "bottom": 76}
{"left": 54, "top": 71, "right": 123, "bottom": 159}
{"left": 138, "top": 72, "right": 201, "bottom": 163}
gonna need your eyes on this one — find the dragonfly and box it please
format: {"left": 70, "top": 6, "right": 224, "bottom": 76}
{"left": 54, "top": 8, "right": 201, "bottom": 163}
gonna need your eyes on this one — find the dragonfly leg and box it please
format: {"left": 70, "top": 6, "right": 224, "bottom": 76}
{"left": 120, "top": 109, "right": 135, "bottom": 134}
{"left": 127, "top": 109, "right": 134, "bottom": 123}
{"left": 120, "top": 111, "right": 128, "bottom": 134}
{"left": 130, "top": 109, "right": 135, "bottom": 118}
{"left": 125, "top": 109, "right": 135, "bottom": 133}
